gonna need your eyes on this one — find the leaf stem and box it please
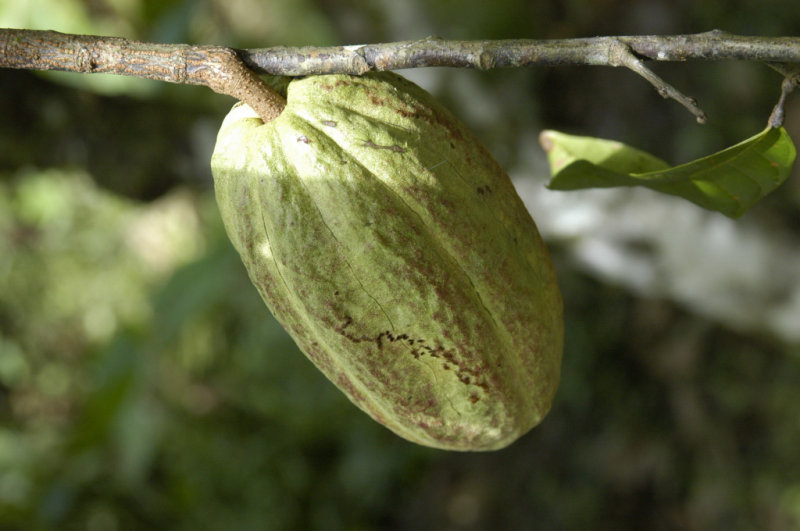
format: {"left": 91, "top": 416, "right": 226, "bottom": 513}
{"left": 769, "top": 77, "right": 797, "bottom": 128}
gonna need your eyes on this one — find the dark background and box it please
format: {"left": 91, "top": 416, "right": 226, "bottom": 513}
{"left": 2, "top": 1, "right": 800, "bottom": 529}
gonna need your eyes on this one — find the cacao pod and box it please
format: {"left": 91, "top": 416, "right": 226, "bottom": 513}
{"left": 211, "top": 72, "right": 563, "bottom": 451}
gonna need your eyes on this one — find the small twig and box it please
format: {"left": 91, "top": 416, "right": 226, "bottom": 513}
{"left": 605, "top": 39, "right": 707, "bottom": 123}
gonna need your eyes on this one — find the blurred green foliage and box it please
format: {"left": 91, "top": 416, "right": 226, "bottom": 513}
{"left": 0, "top": 169, "right": 434, "bottom": 529}
{"left": 2, "top": 0, "right": 800, "bottom": 530}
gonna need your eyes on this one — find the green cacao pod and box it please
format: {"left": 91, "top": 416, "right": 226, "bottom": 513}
{"left": 211, "top": 72, "right": 563, "bottom": 451}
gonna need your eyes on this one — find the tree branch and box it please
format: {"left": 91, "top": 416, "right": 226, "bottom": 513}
{"left": 241, "top": 30, "right": 800, "bottom": 75}
{"left": 0, "top": 28, "right": 286, "bottom": 122}
{"left": 3, "top": 28, "right": 800, "bottom": 123}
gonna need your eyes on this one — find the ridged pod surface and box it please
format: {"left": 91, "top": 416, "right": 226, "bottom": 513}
{"left": 211, "top": 72, "right": 563, "bottom": 451}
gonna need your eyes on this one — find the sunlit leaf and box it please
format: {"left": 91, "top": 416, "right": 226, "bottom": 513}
{"left": 541, "top": 126, "right": 796, "bottom": 218}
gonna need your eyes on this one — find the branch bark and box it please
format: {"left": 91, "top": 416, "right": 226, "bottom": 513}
{"left": 0, "top": 29, "right": 286, "bottom": 122}
{"left": 241, "top": 31, "right": 800, "bottom": 75}
{"left": 2, "top": 28, "right": 800, "bottom": 123}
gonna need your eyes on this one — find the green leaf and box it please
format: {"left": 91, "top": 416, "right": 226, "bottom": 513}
{"left": 541, "top": 127, "right": 796, "bottom": 218}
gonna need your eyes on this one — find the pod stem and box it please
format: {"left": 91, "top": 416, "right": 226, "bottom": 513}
{"left": 203, "top": 47, "right": 287, "bottom": 123}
